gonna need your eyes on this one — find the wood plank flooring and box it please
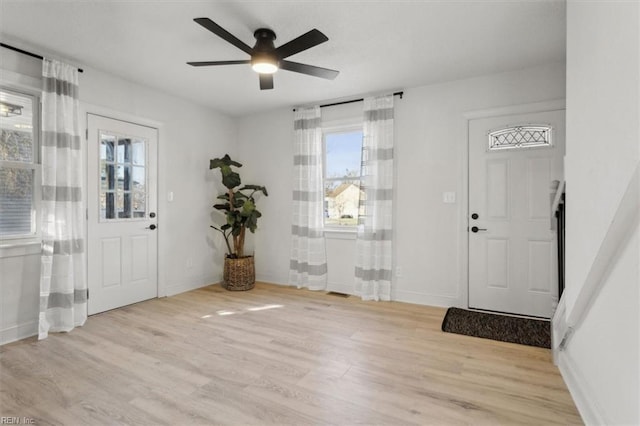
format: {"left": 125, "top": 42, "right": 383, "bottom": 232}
{"left": 0, "top": 282, "right": 582, "bottom": 425}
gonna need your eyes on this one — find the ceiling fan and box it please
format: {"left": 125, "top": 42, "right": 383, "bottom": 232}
{"left": 187, "top": 18, "right": 339, "bottom": 90}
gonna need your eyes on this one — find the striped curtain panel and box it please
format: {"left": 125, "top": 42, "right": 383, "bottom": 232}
{"left": 289, "top": 106, "right": 328, "bottom": 290}
{"left": 39, "top": 59, "right": 87, "bottom": 339}
{"left": 355, "top": 95, "right": 394, "bottom": 301}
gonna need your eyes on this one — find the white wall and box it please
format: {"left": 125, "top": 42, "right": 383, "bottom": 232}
{"left": 234, "top": 107, "right": 293, "bottom": 284}
{"left": 0, "top": 244, "right": 41, "bottom": 344}
{"left": 560, "top": 225, "right": 639, "bottom": 424}
{"left": 236, "top": 62, "right": 566, "bottom": 307}
{"left": 0, "top": 46, "right": 236, "bottom": 343}
{"left": 558, "top": 2, "right": 640, "bottom": 424}
{"left": 564, "top": 1, "right": 640, "bottom": 316}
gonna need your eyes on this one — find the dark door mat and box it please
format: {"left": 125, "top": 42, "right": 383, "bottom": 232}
{"left": 441, "top": 307, "right": 551, "bottom": 348}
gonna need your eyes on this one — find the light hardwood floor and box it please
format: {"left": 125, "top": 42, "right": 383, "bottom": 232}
{"left": 1, "top": 282, "right": 582, "bottom": 425}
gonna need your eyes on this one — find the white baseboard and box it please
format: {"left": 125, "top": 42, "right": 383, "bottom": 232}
{"left": 1, "top": 320, "right": 38, "bottom": 345}
{"left": 557, "top": 351, "right": 603, "bottom": 425}
{"left": 255, "top": 274, "right": 288, "bottom": 286}
{"left": 163, "top": 275, "right": 219, "bottom": 297}
{"left": 326, "top": 281, "right": 355, "bottom": 295}
{"left": 259, "top": 276, "right": 460, "bottom": 307}
{"left": 393, "top": 289, "right": 459, "bottom": 307}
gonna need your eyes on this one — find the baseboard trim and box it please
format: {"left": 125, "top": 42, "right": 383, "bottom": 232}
{"left": 557, "top": 351, "right": 603, "bottom": 425}
{"left": 1, "top": 320, "right": 38, "bottom": 345}
{"left": 393, "top": 289, "right": 459, "bottom": 307}
{"left": 259, "top": 279, "right": 460, "bottom": 307}
{"left": 164, "top": 275, "right": 219, "bottom": 297}
{"left": 326, "top": 282, "right": 355, "bottom": 296}
{"left": 255, "top": 274, "right": 288, "bottom": 286}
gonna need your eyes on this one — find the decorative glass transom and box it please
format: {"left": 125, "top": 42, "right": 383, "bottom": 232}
{"left": 488, "top": 125, "right": 552, "bottom": 150}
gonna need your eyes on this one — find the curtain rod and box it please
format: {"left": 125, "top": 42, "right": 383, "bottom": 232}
{"left": 1, "top": 42, "right": 84, "bottom": 73}
{"left": 294, "top": 91, "right": 403, "bottom": 111}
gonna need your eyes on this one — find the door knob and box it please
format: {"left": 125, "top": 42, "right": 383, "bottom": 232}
{"left": 471, "top": 226, "right": 487, "bottom": 233}
{"left": 146, "top": 224, "right": 157, "bottom": 230}
{"left": 471, "top": 213, "right": 479, "bottom": 220}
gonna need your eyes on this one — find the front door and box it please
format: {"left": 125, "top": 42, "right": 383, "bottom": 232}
{"left": 468, "top": 109, "right": 565, "bottom": 318}
{"left": 87, "top": 114, "right": 158, "bottom": 315}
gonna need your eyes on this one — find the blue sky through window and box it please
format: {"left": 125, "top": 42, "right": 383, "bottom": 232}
{"left": 325, "top": 131, "right": 362, "bottom": 178}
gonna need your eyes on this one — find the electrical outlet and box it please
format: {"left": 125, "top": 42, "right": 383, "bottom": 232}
{"left": 395, "top": 266, "right": 403, "bottom": 277}
{"left": 186, "top": 258, "right": 193, "bottom": 269}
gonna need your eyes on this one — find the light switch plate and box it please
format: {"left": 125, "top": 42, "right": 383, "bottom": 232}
{"left": 443, "top": 192, "right": 456, "bottom": 203}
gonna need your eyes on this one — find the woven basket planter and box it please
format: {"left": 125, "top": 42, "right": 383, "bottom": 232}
{"left": 222, "top": 256, "right": 255, "bottom": 291}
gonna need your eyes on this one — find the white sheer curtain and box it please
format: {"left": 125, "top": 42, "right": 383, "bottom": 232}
{"left": 355, "top": 95, "right": 394, "bottom": 301}
{"left": 39, "top": 59, "right": 87, "bottom": 339}
{"left": 289, "top": 106, "right": 328, "bottom": 290}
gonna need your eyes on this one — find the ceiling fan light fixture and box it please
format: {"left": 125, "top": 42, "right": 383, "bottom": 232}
{"left": 251, "top": 62, "right": 278, "bottom": 74}
{"left": 251, "top": 56, "right": 278, "bottom": 74}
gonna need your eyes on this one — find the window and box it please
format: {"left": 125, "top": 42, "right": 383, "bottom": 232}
{"left": 323, "top": 127, "right": 363, "bottom": 227}
{"left": 0, "top": 87, "right": 39, "bottom": 238}
{"left": 99, "top": 132, "right": 147, "bottom": 220}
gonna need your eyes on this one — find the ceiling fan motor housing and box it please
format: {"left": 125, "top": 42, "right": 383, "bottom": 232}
{"left": 252, "top": 28, "right": 279, "bottom": 68}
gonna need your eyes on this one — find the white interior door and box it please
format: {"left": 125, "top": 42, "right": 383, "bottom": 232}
{"left": 87, "top": 114, "right": 158, "bottom": 315}
{"left": 468, "top": 109, "right": 565, "bottom": 318}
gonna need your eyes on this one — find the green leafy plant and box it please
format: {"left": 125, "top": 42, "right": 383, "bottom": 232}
{"left": 209, "top": 154, "right": 268, "bottom": 258}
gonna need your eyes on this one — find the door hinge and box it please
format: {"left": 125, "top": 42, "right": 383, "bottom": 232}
{"left": 86, "top": 208, "right": 88, "bottom": 220}
{"left": 87, "top": 289, "right": 89, "bottom": 300}
{"left": 85, "top": 128, "right": 88, "bottom": 140}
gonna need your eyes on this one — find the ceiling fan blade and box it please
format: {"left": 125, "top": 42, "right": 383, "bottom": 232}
{"left": 194, "top": 18, "right": 253, "bottom": 55}
{"left": 275, "top": 29, "right": 329, "bottom": 59}
{"left": 259, "top": 74, "right": 274, "bottom": 90}
{"left": 187, "top": 60, "right": 250, "bottom": 67}
{"left": 280, "top": 60, "right": 339, "bottom": 80}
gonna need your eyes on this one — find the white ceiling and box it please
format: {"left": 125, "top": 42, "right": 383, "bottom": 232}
{"left": 0, "top": 0, "right": 566, "bottom": 117}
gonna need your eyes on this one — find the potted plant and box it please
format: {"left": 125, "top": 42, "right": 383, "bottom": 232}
{"left": 209, "top": 154, "right": 268, "bottom": 290}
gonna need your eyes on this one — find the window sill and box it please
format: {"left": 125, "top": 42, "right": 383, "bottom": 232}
{"left": 0, "top": 240, "right": 41, "bottom": 259}
{"left": 324, "top": 228, "right": 357, "bottom": 240}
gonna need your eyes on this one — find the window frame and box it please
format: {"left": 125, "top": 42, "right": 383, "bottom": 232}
{"left": 98, "top": 131, "right": 149, "bottom": 222}
{"left": 0, "top": 85, "right": 41, "bottom": 242}
{"left": 322, "top": 120, "right": 364, "bottom": 231}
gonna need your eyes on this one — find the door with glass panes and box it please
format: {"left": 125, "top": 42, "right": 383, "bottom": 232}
{"left": 87, "top": 114, "right": 158, "bottom": 315}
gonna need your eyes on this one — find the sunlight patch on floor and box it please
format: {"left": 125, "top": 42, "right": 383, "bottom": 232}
{"left": 200, "top": 304, "right": 284, "bottom": 318}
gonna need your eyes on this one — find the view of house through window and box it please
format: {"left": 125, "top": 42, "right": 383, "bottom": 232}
{"left": 0, "top": 87, "right": 38, "bottom": 237}
{"left": 324, "top": 128, "right": 363, "bottom": 227}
